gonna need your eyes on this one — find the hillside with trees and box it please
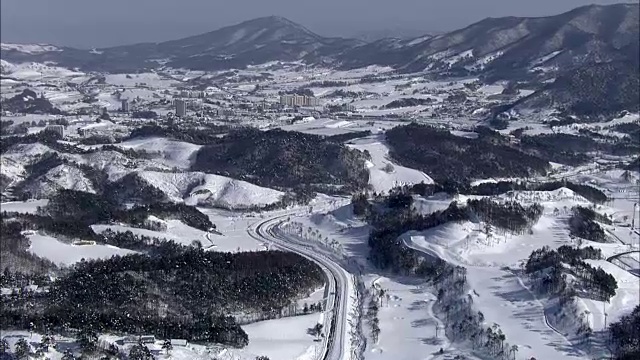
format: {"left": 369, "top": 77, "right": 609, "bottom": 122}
{"left": 192, "top": 128, "right": 369, "bottom": 192}
{"left": 610, "top": 305, "right": 640, "bottom": 360}
{"left": 385, "top": 124, "right": 550, "bottom": 182}
{"left": 525, "top": 245, "right": 617, "bottom": 301}
{"left": 360, "top": 189, "right": 545, "bottom": 273}
{"left": 569, "top": 206, "right": 611, "bottom": 243}
{"left": 1, "top": 244, "right": 324, "bottom": 348}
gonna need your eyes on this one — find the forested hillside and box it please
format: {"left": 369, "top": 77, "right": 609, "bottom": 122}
{"left": 1, "top": 244, "right": 324, "bottom": 348}
{"left": 386, "top": 124, "right": 550, "bottom": 182}
{"left": 192, "top": 128, "right": 369, "bottom": 192}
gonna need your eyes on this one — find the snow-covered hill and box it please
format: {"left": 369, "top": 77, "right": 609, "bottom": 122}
{"left": 116, "top": 137, "right": 202, "bottom": 169}
{"left": 21, "top": 164, "right": 95, "bottom": 198}
{"left": 134, "top": 170, "right": 283, "bottom": 209}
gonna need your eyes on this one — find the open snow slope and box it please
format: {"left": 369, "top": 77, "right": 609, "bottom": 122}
{"left": 23, "top": 164, "right": 95, "bottom": 198}
{"left": 116, "top": 137, "right": 202, "bottom": 169}
{"left": 236, "top": 313, "right": 324, "bottom": 360}
{"left": 364, "top": 276, "right": 476, "bottom": 360}
{"left": 1, "top": 199, "right": 49, "bottom": 214}
{"left": 134, "top": 170, "right": 283, "bottom": 209}
{"left": 93, "top": 211, "right": 268, "bottom": 253}
{"left": 348, "top": 135, "right": 433, "bottom": 194}
{"left": 27, "top": 233, "right": 137, "bottom": 266}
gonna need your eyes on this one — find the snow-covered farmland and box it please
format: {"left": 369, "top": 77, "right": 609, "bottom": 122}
{"left": 27, "top": 233, "right": 137, "bottom": 266}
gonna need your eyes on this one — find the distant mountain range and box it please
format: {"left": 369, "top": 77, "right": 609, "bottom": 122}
{"left": 1, "top": 4, "right": 638, "bottom": 115}
{"left": 2, "top": 3, "right": 637, "bottom": 77}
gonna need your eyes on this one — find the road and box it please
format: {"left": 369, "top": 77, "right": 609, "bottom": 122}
{"left": 247, "top": 213, "right": 352, "bottom": 360}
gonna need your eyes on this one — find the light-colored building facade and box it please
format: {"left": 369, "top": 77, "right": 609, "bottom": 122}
{"left": 279, "top": 95, "right": 321, "bottom": 107}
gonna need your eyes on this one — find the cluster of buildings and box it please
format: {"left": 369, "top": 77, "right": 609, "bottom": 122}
{"left": 279, "top": 94, "right": 321, "bottom": 107}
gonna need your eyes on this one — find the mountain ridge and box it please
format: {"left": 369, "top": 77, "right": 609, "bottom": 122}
{"left": 1, "top": 3, "right": 638, "bottom": 79}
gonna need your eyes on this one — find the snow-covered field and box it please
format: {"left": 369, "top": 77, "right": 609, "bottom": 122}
{"left": 27, "top": 233, "right": 137, "bottom": 266}
{"left": 348, "top": 135, "right": 433, "bottom": 193}
{"left": 235, "top": 313, "right": 324, "bottom": 360}
{"left": 1, "top": 312, "right": 324, "bottom": 360}
{"left": 1, "top": 199, "right": 49, "bottom": 214}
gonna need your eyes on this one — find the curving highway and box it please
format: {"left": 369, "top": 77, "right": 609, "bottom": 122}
{"left": 247, "top": 213, "right": 352, "bottom": 360}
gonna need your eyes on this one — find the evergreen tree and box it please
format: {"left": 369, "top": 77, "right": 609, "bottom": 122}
{"left": 0, "top": 339, "right": 8, "bottom": 354}
{"left": 14, "top": 338, "right": 29, "bottom": 360}
{"left": 78, "top": 327, "right": 98, "bottom": 353}
{"left": 162, "top": 339, "right": 172, "bottom": 355}
{"left": 61, "top": 350, "right": 75, "bottom": 360}
{"left": 129, "top": 342, "right": 153, "bottom": 360}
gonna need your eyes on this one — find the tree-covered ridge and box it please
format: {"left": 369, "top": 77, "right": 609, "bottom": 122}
{"left": 385, "top": 124, "right": 550, "bottom": 182}
{"left": 390, "top": 178, "right": 608, "bottom": 206}
{"left": 127, "top": 124, "right": 232, "bottom": 145}
{"left": 358, "top": 189, "right": 545, "bottom": 273}
{"left": 610, "top": 305, "right": 640, "bottom": 360}
{"left": 520, "top": 133, "right": 639, "bottom": 165}
{"left": 521, "top": 61, "right": 640, "bottom": 116}
{"left": 192, "top": 127, "right": 369, "bottom": 192}
{"left": 525, "top": 245, "right": 617, "bottom": 301}
{"left": 1, "top": 245, "right": 324, "bottom": 348}
{"left": 467, "top": 198, "right": 543, "bottom": 235}
{"left": 569, "top": 206, "right": 611, "bottom": 243}
{"left": 43, "top": 189, "right": 214, "bottom": 231}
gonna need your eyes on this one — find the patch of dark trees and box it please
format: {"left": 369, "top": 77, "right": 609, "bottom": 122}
{"left": 385, "top": 124, "right": 550, "bottom": 183}
{"left": 127, "top": 124, "right": 231, "bottom": 145}
{"left": 0, "top": 217, "right": 58, "bottom": 275}
{"left": 625, "top": 157, "right": 639, "bottom": 172}
{"left": 131, "top": 110, "right": 158, "bottom": 119}
{"left": 324, "top": 130, "right": 372, "bottom": 144}
{"left": 382, "top": 97, "right": 434, "bottom": 109}
{"left": 192, "top": 127, "right": 369, "bottom": 193}
{"left": 609, "top": 305, "right": 640, "bottom": 360}
{"left": 613, "top": 122, "right": 640, "bottom": 139}
{"left": 0, "top": 130, "right": 83, "bottom": 155}
{"left": 524, "top": 245, "right": 617, "bottom": 301}
{"left": 1, "top": 245, "right": 324, "bottom": 348}
{"left": 3, "top": 190, "right": 215, "bottom": 255}
{"left": 552, "top": 61, "right": 639, "bottom": 116}
{"left": 569, "top": 206, "right": 611, "bottom": 243}
{"left": 0, "top": 89, "right": 63, "bottom": 115}
{"left": 44, "top": 190, "right": 214, "bottom": 232}
{"left": 392, "top": 179, "right": 608, "bottom": 205}
{"left": 520, "top": 133, "right": 639, "bottom": 165}
{"left": 467, "top": 199, "right": 543, "bottom": 235}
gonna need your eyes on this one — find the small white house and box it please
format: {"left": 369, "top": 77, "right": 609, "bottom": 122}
{"left": 170, "top": 339, "right": 188, "bottom": 347}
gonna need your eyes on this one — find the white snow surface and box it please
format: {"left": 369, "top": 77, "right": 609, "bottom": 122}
{"left": 347, "top": 135, "right": 433, "bottom": 193}
{"left": 1, "top": 43, "right": 61, "bottom": 54}
{"left": 116, "top": 137, "right": 203, "bottom": 169}
{"left": 27, "top": 233, "right": 137, "bottom": 266}
{"left": 1, "top": 199, "right": 49, "bottom": 214}
{"left": 134, "top": 170, "right": 283, "bottom": 209}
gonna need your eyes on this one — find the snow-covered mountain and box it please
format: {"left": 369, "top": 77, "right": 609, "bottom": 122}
{"left": 2, "top": 3, "right": 637, "bottom": 79}
{"left": 338, "top": 3, "right": 639, "bottom": 77}
{"left": 0, "top": 16, "right": 362, "bottom": 73}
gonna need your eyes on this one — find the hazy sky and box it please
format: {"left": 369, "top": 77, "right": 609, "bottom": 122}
{"left": 0, "top": 0, "right": 633, "bottom": 48}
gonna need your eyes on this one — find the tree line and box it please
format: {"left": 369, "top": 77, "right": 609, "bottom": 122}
{"left": 192, "top": 127, "right": 369, "bottom": 193}
{"left": 524, "top": 245, "right": 617, "bottom": 301}
{"left": 1, "top": 245, "right": 325, "bottom": 349}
